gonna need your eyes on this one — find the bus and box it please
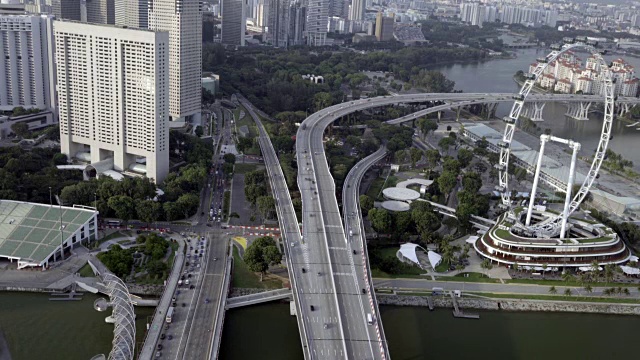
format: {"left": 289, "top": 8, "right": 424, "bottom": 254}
{"left": 166, "top": 307, "right": 175, "bottom": 323}
{"left": 106, "top": 220, "right": 121, "bottom": 226}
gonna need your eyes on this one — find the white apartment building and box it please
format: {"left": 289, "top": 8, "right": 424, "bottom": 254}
{"left": 0, "top": 14, "right": 56, "bottom": 112}
{"left": 148, "top": 0, "right": 202, "bottom": 123}
{"left": 306, "top": 0, "right": 329, "bottom": 45}
{"left": 54, "top": 21, "right": 169, "bottom": 183}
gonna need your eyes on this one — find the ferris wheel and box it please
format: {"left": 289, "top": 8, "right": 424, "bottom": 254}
{"left": 496, "top": 39, "right": 615, "bottom": 236}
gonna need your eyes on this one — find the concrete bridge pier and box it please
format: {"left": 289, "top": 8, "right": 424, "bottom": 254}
{"left": 617, "top": 103, "right": 631, "bottom": 117}
{"left": 565, "top": 102, "right": 591, "bottom": 120}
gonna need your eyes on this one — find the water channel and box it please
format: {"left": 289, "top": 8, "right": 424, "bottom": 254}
{"left": 1, "top": 48, "right": 640, "bottom": 360}
{"left": 432, "top": 48, "right": 640, "bottom": 171}
{"left": 0, "top": 292, "right": 153, "bottom": 360}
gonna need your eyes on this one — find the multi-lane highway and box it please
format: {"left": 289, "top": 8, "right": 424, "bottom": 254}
{"left": 341, "top": 147, "right": 390, "bottom": 358}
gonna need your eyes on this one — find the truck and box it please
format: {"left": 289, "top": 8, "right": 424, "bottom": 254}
{"left": 166, "top": 307, "right": 175, "bottom": 323}
{"left": 366, "top": 313, "right": 374, "bottom": 325}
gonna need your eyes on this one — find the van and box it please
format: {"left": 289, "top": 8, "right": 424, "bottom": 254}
{"left": 367, "top": 313, "right": 373, "bottom": 325}
{"left": 432, "top": 287, "right": 444, "bottom": 296}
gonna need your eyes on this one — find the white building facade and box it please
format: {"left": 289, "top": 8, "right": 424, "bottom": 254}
{"left": 0, "top": 14, "right": 56, "bottom": 112}
{"left": 148, "top": 0, "right": 202, "bottom": 123}
{"left": 54, "top": 21, "right": 170, "bottom": 183}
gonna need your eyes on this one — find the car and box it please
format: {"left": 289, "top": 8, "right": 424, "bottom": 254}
{"left": 182, "top": 302, "right": 186, "bottom": 307}
{"left": 172, "top": 297, "right": 176, "bottom": 302}
{"left": 310, "top": 305, "right": 315, "bottom": 311}
{"left": 201, "top": 212, "right": 204, "bottom": 216}
{"left": 167, "top": 335, "right": 173, "bottom": 340}
{"left": 190, "top": 247, "right": 193, "bottom": 250}
{"left": 172, "top": 301, "right": 177, "bottom": 307}
{"left": 302, "top": 268, "right": 306, "bottom": 273}
{"left": 157, "top": 344, "right": 163, "bottom": 350}
{"left": 160, "top": 334, "right": 166, "bottom": 340}
{"left": 187, "top": 274, "right": 192, "bottom": 278}
{"left": 156, "top": 351, "right": 162, "bottom": 358}
{"left": 190, "top": 285, "right": 195, "bottom": 289}
{"left": 205, "top": 298, "right": 210, "bottom": 304}
{"left": 353, "top": 250, "right": 357, "bottom": 255}
{"left": 214, "top": 257, "right": 218, "bottom": 261}
{"left": 317, "top": 272, "right": 321, "bottom": 276}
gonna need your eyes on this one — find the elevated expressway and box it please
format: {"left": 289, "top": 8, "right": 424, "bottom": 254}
{"left": 296, "top": 91, "right": 640, "bottom": 360}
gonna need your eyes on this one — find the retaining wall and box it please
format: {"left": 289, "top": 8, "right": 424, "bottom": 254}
{"left": 377, "top": 294, "right": 640, "bottom": 316}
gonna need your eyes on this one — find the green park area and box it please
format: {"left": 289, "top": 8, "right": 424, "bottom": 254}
{"left": 92, "top": 233, "right": 178, "bottom": 284}
{"left": 231, "top": 237, "right": 284, "bottom": 289}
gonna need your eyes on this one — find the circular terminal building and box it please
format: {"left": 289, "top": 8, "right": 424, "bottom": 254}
{"left": 474, "top": 208, "right": 630, "bottom": 268}
{"left": 382, "top": 187, "right": 420, "bottom": 202}
{"left": 381, "top": 200, "right": 411, "bottom": 212}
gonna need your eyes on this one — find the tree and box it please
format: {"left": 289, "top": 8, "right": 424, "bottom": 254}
{"left": 457, "top": 148, "right": 474, "bottom": 168}
{"left": 462, "top": 172, "right": 482, "bottom": 193}
{"left": 195, "top": 126, "right": 204, "bottom": 137}
{"left": 409, "top": 148, "right": 423, "bottom": 167}
{"left": 417, "top": 118, "right": 438, "bottom": 139}
{"left": 243, "top": 236, "right": 281, "bottom": 281}
{"left": 223, "top": 153, "right": 236, "bottom": 164}
{"left": 176, "top": 193, "right": 200, "bottom": 219}
{"left": 480, "top": 259, "right": 493, "bottom": 277}
{"left": 425, "top": 149, "right": 441, "bottom": 170}
{"left": 359, "top": 195, "right": 374, "bottom": 216}
{"left": 584, "top": 284, "right": 593, "bottom": 294}
{"left": 368, "top": 208, "right": 393, "bottom": 234}
{"left": 394, "top": 211, "right": 413, "bottom": 236}
{"left": 257, "top": 196, "right": 276, "bottom": 219}
{"left": 437, "top": 171, "right": 457, "bottom": 201}
{"left": 107, "top": 195, "right": 136, "bottom": 224}
{"left": 549, "top": 286, "right": 557, "bottom": 294}
{"left": 163, "top": 202, "right": 182, "bottom": 221}
{"left": 313, "top": 92, "right": 333, "bottom": 111}
{"left": 564, "top": 288, "right": 572, "bottom": 297}
{"left": 542, "top": 263, "right": 548, "bottom": 279}
{"left": 10, "top": 122, "right": 30, "bottom": 138}
{"left": 443, "top": 158, "right": 461, "bottom": 173}
{"left": 136, "top": 200, "right": 162, "bottom": 227}
{"left": 245, "top": 184, "right": 267, "bottom": 205}
{"left": 438, "top": 137, "right": 455, "bottom": 154}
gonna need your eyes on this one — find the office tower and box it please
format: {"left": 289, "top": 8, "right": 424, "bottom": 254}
{"left": 265, "top": 0, "right": 287, "bottom": 46}
{"left": 544, "top": 9, "right": 558, "bottom": 27}
{"left": 221, "top": 0, "right": 246, "bottom": 45}
{"left": 52, "top": 0, "right": 81, "bottom": 20}
{"left": 54, "top": 21, "right": 170, "bottom": 183}
{"left": 85, "top": 0, "right": 114, "bottom": 24}
{"left": 0, "top": 14, "right": 56, "bottom": 111}
{"left": 288, "top": 0, "right": 305, "bottom": 45}
{"left": 328, "top": 0, "right": 345, "bottom": 18}
{"left": 203, "top": 12, "right": 215, "bottom": 42}
{"left": 306, "top": 0, "right": 328, "bottom": 45}
{"left": 375, "top": 12, "right": 392, "bottom": 41}
{"left": 349, "top": 0, "right": 364, "bottom": 21}
{"left": 114, "top": 0, "right": 147, "bottom": 28}
{"left": 149, "top": 0, "right": 202, "bottom": 123}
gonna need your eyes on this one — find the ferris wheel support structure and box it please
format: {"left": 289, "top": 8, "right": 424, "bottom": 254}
{"left": 498, "top": 42, "right": 614, "bottom": 236}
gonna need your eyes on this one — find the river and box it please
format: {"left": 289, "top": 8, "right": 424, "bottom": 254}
{"left": 430, "top": 48, "right": 640, "bottom": 170}
{"left": 0, "top": 292, "right": 153, "bottom": 360}
{"left": 218, "top": 303, "right": 639, "bottom": 360}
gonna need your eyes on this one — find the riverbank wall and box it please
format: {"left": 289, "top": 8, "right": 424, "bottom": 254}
{"left": 377, "top": 294, "right": 640, "bottom": 316}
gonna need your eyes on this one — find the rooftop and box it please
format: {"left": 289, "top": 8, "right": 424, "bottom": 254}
{"left": 0, "top": 201, "right": 96, "bottom": 264}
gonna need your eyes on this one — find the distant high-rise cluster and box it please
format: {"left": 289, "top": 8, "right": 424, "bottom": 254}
{"left": 529, "top": 52, "right": 639, "bottom": 97}
{"left": 459, "top": 2, "right": 557, "bottom": 28}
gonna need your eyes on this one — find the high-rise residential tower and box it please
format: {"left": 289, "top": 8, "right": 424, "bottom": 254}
{"left": 54, "top": 21, "right": 170, "bottom": 183}
{"left": 148, "top": 0, "right": 201, "bottom": 123}
{"left": 221, "top": 0, "right": 246, "bottom": 45}
{"left": 0, "top": 14, "right": 56, "bottom": 111}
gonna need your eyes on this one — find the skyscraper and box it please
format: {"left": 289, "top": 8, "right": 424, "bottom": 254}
{"left": 54, "top": 21, "right": 170, "bottom": 183}
{"left": 348, "top": 0, "right": 364, "bottom": 21}
{"left": 375, "top": 12, "right": 392, "bottom": 41}
{"left": 114, "top": 0, "right": 147, "bottom": 28}
{"left": 85, "top": 0, "right": 114, "bottom": 24}
{"left": 306, "top": 0, "right": 328, "bottom": 45}
{"left": 0, "top": 14, "right": 56, "bottom": 111}
{"left": 288, "top": 0, "right": 305, "bottom": 46}
{"left": 52, "top": 0, "right": 81, "bottom": 20}
{"left": 265, "top": 0, "right": 288, "bottom": 47}
{"left": 148, "top": 0, "right": 202, "bottom": 123}
{"left": 221, "top": 0, "right": 246, "bottom": 45}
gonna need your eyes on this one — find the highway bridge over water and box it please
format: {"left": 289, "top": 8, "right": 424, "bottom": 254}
{"left": 229, "top": 92, "right": 640, "bottom": 360}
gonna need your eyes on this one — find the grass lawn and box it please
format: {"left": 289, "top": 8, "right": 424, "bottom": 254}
{"left": 367, "top": 177, "right": 386, "bottom": 201}
{"left": 434, "top": 262, "right": 449, "bottom": 273}
{"left": 78, "top": 263, "right": 95, "bottom": 277}
{"left": 234, "top": 163, "right": 260, "bottom": 174}
{"left": 231, "top": 246, "right": 282, "bottom": 289}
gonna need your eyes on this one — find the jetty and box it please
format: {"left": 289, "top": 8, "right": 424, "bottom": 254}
{"left": 451, "top": 292, "right": 479, "bottom": 319}
{"left": 49, "top": 283, "right": 83, "bottom": 301}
